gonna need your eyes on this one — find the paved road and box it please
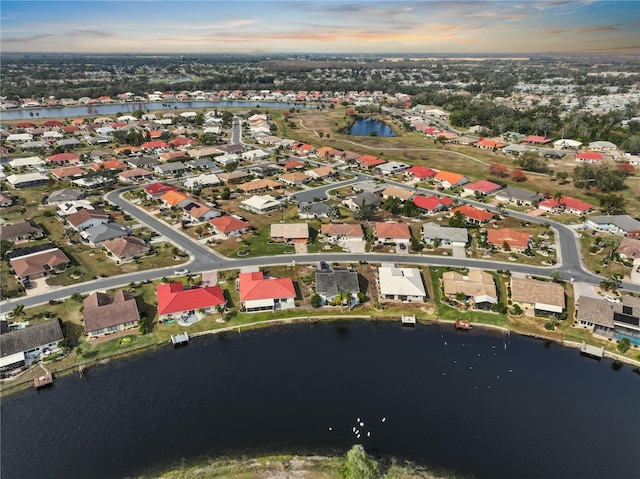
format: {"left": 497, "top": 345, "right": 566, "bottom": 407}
{"left": 231, "top": 117, "right": 242, "bottom": 145}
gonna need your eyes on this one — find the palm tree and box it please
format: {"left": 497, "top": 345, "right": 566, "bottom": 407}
{"left": 10, "top": 303, "right": 25, "bottom": 318}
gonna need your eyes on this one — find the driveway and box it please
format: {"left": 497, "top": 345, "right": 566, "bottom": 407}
{"left": 451, "top": 245, "right": 467, "bottom": 259}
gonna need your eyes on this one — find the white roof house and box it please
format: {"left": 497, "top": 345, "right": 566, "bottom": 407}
{"left": 9, "top": 156, "right": 44, "bottom": 169}
{"left": 240, "top": 195, "right": 281, "bottom": 214}
{"left": 6, "top": 172, "right": 49, "bottom": 188}
{"left": 184, "top": 173, "right": 221, "bottom": 190}
{"left": 553, "top": 139, "right": 582, "bottom": 149}
{"left": 378, "top": 263, "right": 427, "bottom": 302}
{"left": 6, "top": 133, "right": 33, "bottom": 142}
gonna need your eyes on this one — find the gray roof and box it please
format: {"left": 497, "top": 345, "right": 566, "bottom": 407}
{"left": 82, "top": 223, "right": 130, "bottom": 244}
{"left": 86, "top": 136, "right": 111, "bottom": 145}
{"left": 57, "top": 138, "right": 82, "bottom": 147}
{"left": 126, "top": 156, "right": 159, "bottom": 168}
{"left": 0, "top": 320, "right": 64, "bottom": 357}
{"left": 47, "top": 188, "right": 85, "bottom": 204}
{"left": 353, "top": 180, "right": 387, "bottom": 194}
{"left": 352, "top": 192, "right": 381, "bottom": 208}
{"left": 495, "top": 187, "right": 544, "bottom": 203}
{"left": 299, "top": 201, "right": 335, "bottom": 216}
{"left": 541, "top": 149, "right": 566, "bottom": 158}
{"left": 421, "top": 223, "right": 468, "bottom": 243}
{"left": 315, "top": 268, "right": 360, "bottom": 298}
{"left": 0, "top": 219, "right": 43, "bottom": 241}
{"left": 155, "top": 162, "right": 186, "bottom": 173}
{"left": 21, "top": 141, "right": 49, "bottom": 149}
{"left": 577, "top": 296, "right": 617, "bottom": 327}
{"left": 186, "top": 158, "right": 216, "bottom": 169}
{"left": 587, "top": 215, "right": 640, "bottom": 233}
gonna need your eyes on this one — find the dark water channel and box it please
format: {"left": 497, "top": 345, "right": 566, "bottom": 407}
{"left": 1, "top": 321, "right": 638, "bottom": 479}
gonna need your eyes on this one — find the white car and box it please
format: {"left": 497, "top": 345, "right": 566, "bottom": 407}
{"left": 173, "top": 268, "right": 189, "bottom": 276}
{"left": 603, "top": 295, "right": 620, "bottom": 303}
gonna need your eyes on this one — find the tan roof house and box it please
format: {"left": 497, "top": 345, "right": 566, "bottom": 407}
{"left": 270, "top": 223, "right": 309, "bottom": 243}
{"left": 510, "top": 277, "right": 565, "bottom": 315}
{"left": 374, "top": 222, "right": 411, "bottom": 244}
{"left": 320, "top": 223, "right": 364, "bottom": 240}
{"left": 239, "top": 178, "right": 283, "bottom": 193}
{"left": 442, "top": 270, "right": 497, "bottom": 310}
{"left": 381, "top": 186, "right": 415, "bottom": 202}
{"left": 83, "top": 290, "right": 140, "bottom": 338}
{"left": 0, "top": 219, "right": 44, "bottom": 243}
{"left": 9, "top": 246, "right": 71, "bottom": 281}
{"left": 103, "top": 236, "right": 151, "bottom": 262}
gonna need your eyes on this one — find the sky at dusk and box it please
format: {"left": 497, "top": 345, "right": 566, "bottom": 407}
{"left": 1, "top": 1, "right": 639, "bottom": 54}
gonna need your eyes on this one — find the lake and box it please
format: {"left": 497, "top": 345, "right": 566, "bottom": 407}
{"left": 346, "top": 117, "right": 397, "bottom": 137}
{"left": 1, "top": 321, "right": 638, "bottom": 479}
{"left": 0, "top": 101, "right": 313, "bottom": 121}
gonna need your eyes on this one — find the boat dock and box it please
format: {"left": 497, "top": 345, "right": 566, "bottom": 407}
{"left": 454, "top": 319, "right": 472, "bottom": 330}
{"left": 171, "top": 332, "right": 190, "bottom": 348}
{"left": 580, "top": 341, "right": 604, "bottom": 360}
{"left": 401, "top": 315, "right": 416, "bottom": 327}
{"left": 34, "top": 372, "right": 53, "bottom": 390}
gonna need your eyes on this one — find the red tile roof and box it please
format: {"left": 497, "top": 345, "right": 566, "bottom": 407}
{"left": 575, "top": 152, "right": 603, "bottom": 161}
{"left": 239, "top": 272, "right": 296, "bottom": 302}
{"left": 157, "top": 283, "right": 225, "bottom": 316}
{"left": 413, "top": 195, "right": 453, "bottom": 211}
{"left": 356, "top": 155, "right": 386, "bottom": 168}
{"left": 143, "top": 182, "right": 177, "bottom": 195}
{"left": 208, "top": 216, "right": 250, "bottom": 234}
{"left": 476, "top": 138, "right": 506, "bottom": 149}
{"left": 374, "top": 222, "right": 411, "bottom": 239}
{"left": 170, "top": 137, "right": 197, "bottom": 147}
{"left": 539, "top": 196, "right": 594, "bottom": 212}
{"left": 282, "top": 160, "right": 305, "bottom": 170}
{"left": 452, "top": 205, "right": 494, "bottom": 222}
{"left": 434, "top": 170, "right": 465, "bottom": 186}
{"left": 46, "top": 152, "right": 80, "bottom": 163}
{"left": 406, "top": 165, "right": 437, "bottom": 179}
{"left": 522, "top": 135, "right": 552, "bottom": 144}
{"left": 141, "top": 140, "right": 168, "bottom": 149}
{"left": 91, "top": 160, "right": 126, "bottom": 171}
{"left": 50, "top": 166, "right": 86, "bottom": 178}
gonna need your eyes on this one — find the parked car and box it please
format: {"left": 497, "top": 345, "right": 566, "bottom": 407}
{"left": 173, "top": 268, "right": 189, "bottom": 276}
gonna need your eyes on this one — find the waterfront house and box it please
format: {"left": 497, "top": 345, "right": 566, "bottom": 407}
{"left": 378, "top": 263, "right": 427, "bottom": 302}
{"left": 315, "top": 267, "right": 360, "bottom": 305}
{"left": 157, "top": 282, "right": 226, "bottom": 321}
{"left": 0, "top": 320, "right": 64, "bottom": 372}
{"left": 442, "top": 270, "right": 497, "bottom": 310}
{"left": 510, "top": 277, "right": 565, "bottom": 316}
{"left": 577, "top": 295, "right": 640, "bottom": 343}
{"left": 238, "top": 271, "right": 296, "bottom": 313}
{"left": 83, "top": 291, "right": 140, "bottom": 338}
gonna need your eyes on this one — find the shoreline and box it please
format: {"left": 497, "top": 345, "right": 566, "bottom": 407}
{"left": 3, "top": 314, "right": 638, "bottom": 397}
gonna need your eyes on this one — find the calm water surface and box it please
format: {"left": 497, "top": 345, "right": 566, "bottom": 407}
{"left": 1, "top": 321, "right": 638, "bottom": 479}
{"left": 346, "top": 117, "right": 397, "bottom": 136}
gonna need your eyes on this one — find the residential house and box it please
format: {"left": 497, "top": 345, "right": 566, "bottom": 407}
{"left": 56, "top": 200, "right": 94, "bottom": 217}
{"left": 588, "top": 141, "right": 617, "bottom": 151}
{"left": 476, "top": 138, "right": 506, "bottom": 150}
{"left": 377, "top": 161, "right": 409, "bottom": 175}
{"left": 160, "top": 190, "right": 193, "bottom": 209}
{"left": 118, "top": 168, "right": 154, "bottom": 183}
{"left": 154, "top": 162, "right": 187, "bottom": 176}
{"left": 298, "top": 202, "right": 336, "bottom": 219}
{"left": 218, "top": 170, "right": 250, "bottom": 184}
{"left": 103, "top": 236, "right": 151, "bottom": 262}
{"left": 83, "top": 291, "right": 140, "bottom": 338}
{"left": 8, "top": 244, "right": 71, "bottom": 281}
{"left": 421, "top": 223, "right": 468, "bottom": 247}
{"left": 510, "top": 277, "right": 565, "bottom": 316}
{"left": 521, "top": 135, "right": 552, "bottom": 145}
{"left": 46, "top": 188, "right": 85, "bottom": 205}
{"left": 494, "top": 187, "right": 544, "bottom": 206}
{"left": 585, "top": 215, "right": 640, "bottom": 237}
{"left": 279, "top": 172, "right": 311, "bottom": 186}
{"left": 270, "top": 223, "right": 309, "bottom": 243}
{"left": 46, "top": 152, "right": 80, "bottom": 165}
{"left": 183, "top": 201, "right": 221, "bottom": 223}
{"left": 0, "top": 320, "right": 64, "bottom": 372}
{"left": 240, "top": 195, "right": 282, "bottom": 214}
{"left": 143, "top": 182, "right": 177, "bottom": 199}
{"left": 378, "top": 263, "right": 427, "bottom": 302}
{"left": 575, "top": 152, "right": 603, "bottom": 163}
{"left": 342, "top": 192, "right": 381, "bottom": 211}
{"left": 442, "top": 270, "right": 497, "bottom": 310}
{"left": 249, "top": 164, "right": 280, "bottom": 177}
{"left": 280, "top": 160, "right": 306, "bottom": 171}
{"left": 0, "top": 219, "right": 44, "bottom": 243}
{"left": 553, "top": 139, "right": 581, "bottom": 149}
{"left": 463, "top": 180, "right": 502, "bottom": 197}
{"left": 67, "top": 208, "right": 110, "bottom": 232}
{"left": 405, "top": 165, "right": 438, "bottom": 180}
{"left": 208, "top": 216, "right": 250, "bottom": 238}
{"left": 6, "top": 172, "right": 49, "bottom": 188}
{"left": 413, "top": 195, "right": 454, "bottom": 214}
{"left": 487, "top": 228, "right": 531, "bottom": 252}
{"left": 185, "top": 158, "right": 216, "bottom": 170}
{"left": 50, "top": 166, "right": 86, "bottom": 180}
{"left": 374, "top": 222, "right": 411, "bottom": 245}
{"left": 381, "top": 186, "right": 415, "bottom": 202}
{"left": 351, "top": 180, "right": 387, "bottom": 195}
{"left": 315, "top": 267, "right": 360, "bottom": 304}
{"left": 126, "top": 156, "right": 160, "bottom": 169}
{"left": 320, "top": 223, "right": 365, "bottom": 245}
{"left": 239, "top": 179, "right": 284, "bottom": 194}
{"left": 577, "top": 295, "right": 640, "bottom": 343}
{"left": 91, "top": 160, "right": 127, "bottom": 172}
{"left": 451, "top": 205, "right": 494, "bottom": 225}
{"left": 0, "top": 192, "right": 13, "bottom": 207}
{"left": 355, "top": 155, "right": 386, "bottom": 169}
{"left": 157, "top": 282, "right": 226, "bottom": 320}
{"left": 434, "top": 171, "right": 468, "bottom": 189}
{"left": 616, "top": 237, "right": 640, "bottom": 260}
{"left": 184, "top": 173, "right": 221, "bottom": 190}
{"left": 315, "top": 147, "right": 342, "bottom": 159}
{"left": 539, "top": 196, "right": 594, "bottom": 215}
{"left": 238, "top": 271, "right": 296, "bottom": 312}
{"left": 81, "top": 223, "right": 130, "bottom": 247}
{"left": 9, "top": 156, "right": 44, "bottom": 169}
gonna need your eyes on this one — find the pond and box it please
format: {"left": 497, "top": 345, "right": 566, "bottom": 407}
{"left": 345, "top": 117, "right": 396, "bottom": 137}
{"left": 1, "top": 321, "right": 638, "bottom": 479}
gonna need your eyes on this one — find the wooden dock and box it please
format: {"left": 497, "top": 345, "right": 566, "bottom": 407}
{"left": 34, "top": 372, "right": 53, "bottom": 390}
{"left": 171, "top": 332, "right": 190, "bottom": 348}
{"left": 580, "top": 341, "right": 604, "bottom": 360}
{"left": 401, "top": 315, "right": 416, "bottom": 327}
{"left": 454, "top": 319, "right": 472, "bottom": 330}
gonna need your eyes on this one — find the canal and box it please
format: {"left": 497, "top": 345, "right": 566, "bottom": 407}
{"left": 1, "top": 321, "right": 638, "bottom": 479}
